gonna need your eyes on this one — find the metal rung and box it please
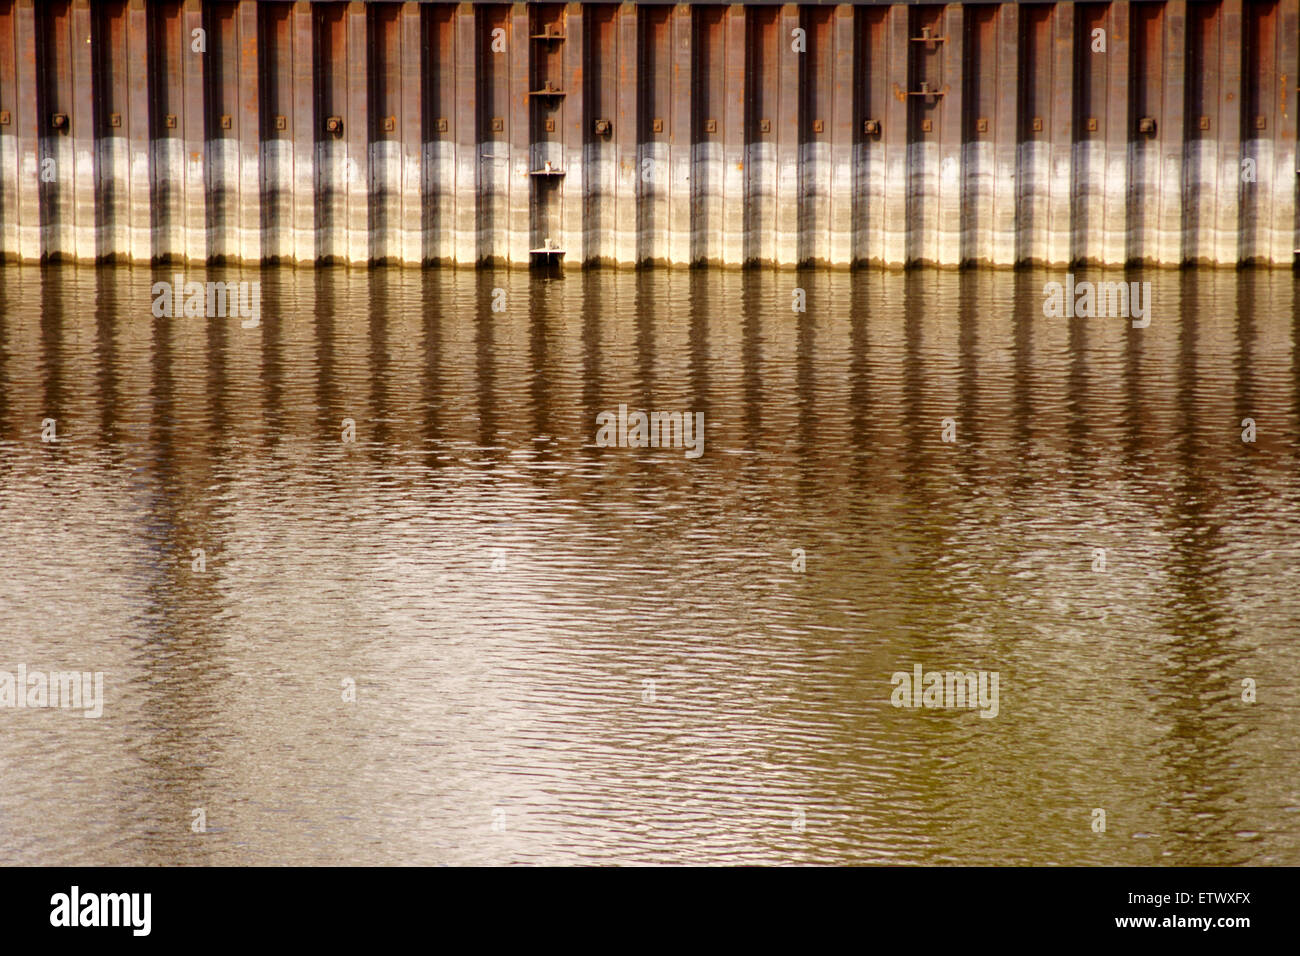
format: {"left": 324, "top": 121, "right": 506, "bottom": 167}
{"left": 910, "top": 27, "right": 946, "bottom": 47}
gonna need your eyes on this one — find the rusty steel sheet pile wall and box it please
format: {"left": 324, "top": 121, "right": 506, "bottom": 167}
{"left": 0, "top": 0, "right": 1296, "bottom": 269}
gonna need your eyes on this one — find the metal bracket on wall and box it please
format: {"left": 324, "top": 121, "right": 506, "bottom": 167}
{"left": 531, "top": 25, "right": 565, "bottom": 43}
{"left": 527, "top": 81, "right": 566, "bottom": 100}
{"left": 906, "top": 81, "right": 946, "bottom": 106}
{"left": 910, "top": 27, "right": 946, "bottom": 50}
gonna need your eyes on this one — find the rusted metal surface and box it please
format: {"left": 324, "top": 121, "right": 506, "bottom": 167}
{"left": 0, "top": 0, "right": 1296, "bottom": 268}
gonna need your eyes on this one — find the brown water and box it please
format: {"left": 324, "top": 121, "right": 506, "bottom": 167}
{"left": 0, "top": 263, "right": 1298, "bottom": 866}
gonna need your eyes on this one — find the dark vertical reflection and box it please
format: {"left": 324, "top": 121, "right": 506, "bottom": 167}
{"left": 687, "top": 271, "right": 711, "bottom": 485}
{"left": 95, "top": 267, "right": 122, "bottom": 453}
{"left": 420, "top": 270, "right": 446, "bottom": 457}
{"left": 847, "top": 272, "right": 871, "bottom": 476}
{"left": 579, "top": 271, "right": 604, "bottom": 462}
{"left": 735, "top": 275, "right": 768, "bottom": 505}
{"left": 1294, "top": 273, "right": 1300, "bottom": 457}
{"left": 528, "top": 275, "right": 556, "bottom": 475}
{"left": 1064, "top": 304, "right": 1090, "bottom": 486}
{"left": 0, "top": 268, "right": 12, "bottom": 445}
{"left": 205, "top": 269, "right": 230, "bottom": 441}
{"left": 895, "top": 273, "right": 951, "bottom": 653}
{"left": 900, "top": 272, "right": 927, "bottom": 491}
{"left": 633, "top": 271, "right": 656, "bottom": 413}
{"left": 1122, "top": 273, "right": 1153, "bottom": 479}
{"left": 368, "top": 268, "right": 393, "bottom": 451}
{"left": 149, "top": 282, "right": 177, "bottom": 489}
{"left": 260, "top": 266, "right": 285, "bottom": 449}
{"left": 626, "top": 272, "right": 660, "bottom": 490}
{"left": 39, "top": 264, "right": 66, "bottom": 440}
{"left": 845, "top": 272, "right": 887, "bottom": 575}
{"left": 313, "top": 266, "right": 339, "bottom": 440}
{"left": 1233, "top": 274, "right": 1260, "bottom": 502}
{"left": 129, "top": 278, "right": 227, "bottom": 865}
{"left": 1294, "top": 273, "right": 1300, "bottom": 452}
{"left": 956, "top": 272, "right": 981, "bottom": 483}
{"left": 475, "top": 271, "right": 499, "bottom": 458}
{"left": 739, "top": 275, "right": 763, "bottom": 455}
{"left": 687, "top": 271, "right": 710, "bottom": 418}
{"left": 1010, "top": 271, "right": 1038, "bottom": 496}
{"left": 1149, "top": 275, "right": 1250, "bottom": 864}
{"left": 794, "top": 268, "right": 817, "bottom": 498}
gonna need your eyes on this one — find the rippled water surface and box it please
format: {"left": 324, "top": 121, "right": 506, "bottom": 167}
{"left": 1, "top": 264, "right": 1298, "bottom": 865}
